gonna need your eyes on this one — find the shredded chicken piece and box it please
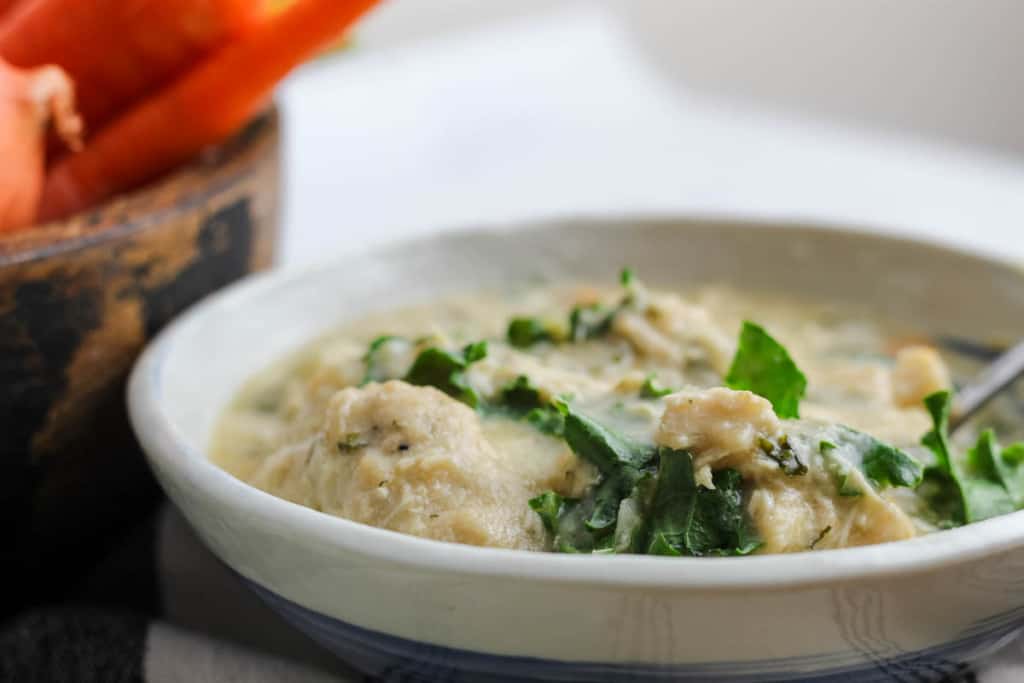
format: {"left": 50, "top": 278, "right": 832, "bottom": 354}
{"left": 657, "top": 387, "right": 782, "bottom": 469}
{"left": 611, "top": 295, "right": 733, "bottom": 374}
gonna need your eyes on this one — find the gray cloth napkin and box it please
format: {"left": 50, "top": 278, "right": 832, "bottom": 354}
{"left": 154, "top": 506, "right": 355, "bottom": 682}
{"left": 1, "top": 505, "right": 355, "bottom": 683}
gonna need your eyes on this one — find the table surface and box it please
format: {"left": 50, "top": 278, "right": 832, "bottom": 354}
{"left": 277, "top": 5, "right": 1024, "bottom": 269}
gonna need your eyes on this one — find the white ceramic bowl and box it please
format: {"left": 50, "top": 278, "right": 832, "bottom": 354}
{"left": 129, "top": 218, "right": 1024, "bottom": 682}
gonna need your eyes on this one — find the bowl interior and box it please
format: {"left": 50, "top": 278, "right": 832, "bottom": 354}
{"left": 131, "top": 217, "right": 1024, "bottom": 674}
{"left": 155, "top": 217, "right": 1024, "bottom": 453}
{"left": 132, "top": 216, "right": 1024, "bottom": 595}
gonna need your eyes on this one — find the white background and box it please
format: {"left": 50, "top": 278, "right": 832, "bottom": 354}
{"left": 277, "top": 5, "right": 1024, "bottom": 266}
{"left": 355, "top": 0, "right": 1024, "bottom": 158}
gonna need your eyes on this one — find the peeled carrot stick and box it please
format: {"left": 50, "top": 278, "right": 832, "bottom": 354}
{"left": 0, "top": 0, "right": 262, "bottom": 130}
{"left": 39, "top": 0, "right": 379, "bottom": 222}
{"left": 0, "top": 58, "right": 82, "bottom": 233}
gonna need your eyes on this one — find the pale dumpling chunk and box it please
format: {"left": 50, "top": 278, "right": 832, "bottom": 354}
{"left": 248, "top": 381, "right": 549, "bottom": 550}
{"left": 656, "top": 386, "right": 917, "bottom": 553}
{"left": 892, "top": 345, "right": 951, "bottom": 408}
{"left": 745, "top": 468, "right": 918, "bottom": 554}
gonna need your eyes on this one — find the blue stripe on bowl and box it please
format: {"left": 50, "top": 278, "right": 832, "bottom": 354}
{"left": 243, "top": 578, "right": 1023, "bottom": 682}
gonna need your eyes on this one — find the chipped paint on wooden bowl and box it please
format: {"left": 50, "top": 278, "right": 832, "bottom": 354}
{"left": 0, "top": 107, "right": 281, "bottom": 611}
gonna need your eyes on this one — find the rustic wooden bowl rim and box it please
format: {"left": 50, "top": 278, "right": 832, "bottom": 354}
{"left": 0, "top": 106, "right": 280, "bottom": 267}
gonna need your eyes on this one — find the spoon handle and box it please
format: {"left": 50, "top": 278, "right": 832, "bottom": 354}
{"left": 950, "top": 339, "right": 1024, "bottom": 433}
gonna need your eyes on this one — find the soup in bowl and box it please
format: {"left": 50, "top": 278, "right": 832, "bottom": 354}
{"left": 129, "top": 218, "right": 1024, "bottom": 681}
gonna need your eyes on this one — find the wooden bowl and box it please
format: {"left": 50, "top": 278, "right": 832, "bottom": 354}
{"left": 0, "top": 107, "right": 280, "bottom": 611}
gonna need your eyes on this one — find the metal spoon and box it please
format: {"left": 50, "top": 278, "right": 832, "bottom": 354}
{"left": 949, "top": 339, "right": 1024, "bottom": 433}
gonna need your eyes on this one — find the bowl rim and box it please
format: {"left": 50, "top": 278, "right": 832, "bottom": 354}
{"left": 129, "top": 214, "right": 1024, "bottom": 591}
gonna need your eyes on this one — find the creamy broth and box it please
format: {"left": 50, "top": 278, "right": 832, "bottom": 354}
{"left": 212, "top": 279, "right": 980, "bottom": 555}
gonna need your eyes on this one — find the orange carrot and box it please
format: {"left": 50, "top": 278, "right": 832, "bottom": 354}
{"left": 39, "top": 0, "right": 379, "bottom": 222}
{"left": 0, "top": 0, "right": 23, "bottom": 19}
{"left": 0, "top": 0, "right": 262, "bottom": 131}
{"left": 0, "top": 58, "right": 82, "bottom": 233}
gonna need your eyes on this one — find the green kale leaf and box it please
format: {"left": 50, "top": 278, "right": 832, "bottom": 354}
{"left": 528, "top": 491, "right": 569, "bottom": 534}
{"left": 509, "top": 268, "right": 636, "bottom": 348}
{"left": 921, "top": 390, "right": 1014, "bottom": 524}
{"left": 690, "top": 468, "right": 761, "bottom": 555}
{"left": 529, "top": 444, "right": 758, "bottom": 556}
{"left": 916, "top": 468, "right": 964, "bottom": 529}
{"left": 790, "top": 424, "right": 922, "bottom": 497}
{"left": 361, "top": 334, "right": 403, "bottom": 385}
{"left": 965, "top": 430, "right": 1024, "bottom": 510}
{"left": 534, "top": 473, "right": 647, "bottom": 554}
{"left": 819, "top": 440, "right": 863, "bottom": 496}
{"left": 583, "top": 471, "right": 640, "bottom": 533}
{"left": 757, "top": 434, "right": 808, "bottom": 476}
{"left": 646, "top": 449, "right": 759, "bottom": 556}
{"left": 831, "top": 425, "right": 922, "bottom": 489}
{"left": 1003, "top": 443, "right": 1024, "bottom": 466}
{"left": 525, "top": 406, "right": 566, "bottom": 436}
{"left": 963, "top": 429, "right": 1019, "bottom": 520}
{"left": 541, "top": 495, "right": 594, "bottom": 553}
{"left": 569, "top": 303, "right": 616, "bottom": 342}
{"left": 558, "top": 401, "right": 656, "bottom": 475}
{"left": 497, "top": 375, "right": 544, "bottom": 416}
{"left": 612, "top": 476, "right": 654, "bottom": 553}
{"left": 526, "top": 400, "right": 656, "bottom": 549}
{"left": 507, "top": 317, "right": 558, "bottom": 348}
{"left": 645, "top": 449, "right": 715, "bottom": 555}
{"left": 861, "top": 436, "right": 924, "bottom": 488}
{"left": 486, "top": 374, "right": 567, "bottom": 435}
{"left": 556, "top": 402, "right": 654, "bottom": 534}
{"left": 725, "top": 321, "right": 807, "bottom": 419}
{"left": 404, "top": 341, "right": 488, "bottom": 408}
{"left": 921, "top": 391, "right": 955, "bottom": 471}
{"left": 639, "top": 374, "right": 674, "bottom": 399}
{"left": 462, "top": 340, "right": 488, "bottom": 363}
{"left": 998, "top": 441, "right": 1024, "bottom": 508}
